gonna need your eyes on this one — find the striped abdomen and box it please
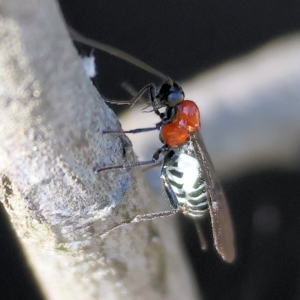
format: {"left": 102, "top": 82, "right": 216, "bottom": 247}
{"left": 164, "top": 153, "right": 208, "bottom": 217}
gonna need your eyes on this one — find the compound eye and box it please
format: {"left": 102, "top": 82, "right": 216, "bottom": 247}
{"left": 167, "top": 85, "right": 184, "bottom": 107}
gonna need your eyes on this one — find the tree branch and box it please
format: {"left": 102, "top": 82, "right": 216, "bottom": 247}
{"left": 0, "top": 0, "right": 199, "bottom": 299}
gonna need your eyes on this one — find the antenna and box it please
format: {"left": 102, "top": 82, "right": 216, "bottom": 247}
{"left": 68, "top": 26, "right": 171, "bottom": 82}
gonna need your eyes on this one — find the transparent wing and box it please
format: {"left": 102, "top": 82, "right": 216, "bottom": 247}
{"left": 190, "top": 131, "right": 236, "bottom": 263}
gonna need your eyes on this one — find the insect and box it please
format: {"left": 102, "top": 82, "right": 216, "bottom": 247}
{"left": 69, "top": 27, "right": 236, "bottom": 263}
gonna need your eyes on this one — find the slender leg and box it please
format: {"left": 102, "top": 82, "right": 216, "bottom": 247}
{"left": 102, "top": 122, "right": 161, "bottom": 135}
{"left": 102, "top": 83, "right": 156, "bottom": 107}
{"left": 121, "top": 82, "right": 162, "bottom": 114}
{"left": 101, "top": 208, "right": 179, "bottom": 237}
{"left": 142, "top": 160, "right": 163, "bottom": 172}
{"left": 194, "top": 220, "right": 208, "bottom": 251}
{"left": 94, "top": 158, "right": 162, "bottom": 172}
{"left": 94, "top": 144, "right": 170, "bottom": 173}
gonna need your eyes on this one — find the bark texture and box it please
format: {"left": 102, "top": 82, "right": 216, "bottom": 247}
{"left": 0, "top": 0, "right": 199, "bottom": 299}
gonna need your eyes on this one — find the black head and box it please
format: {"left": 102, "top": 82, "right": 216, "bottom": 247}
{"left": 156, "top": 81, "right": 185, "bottom": 108}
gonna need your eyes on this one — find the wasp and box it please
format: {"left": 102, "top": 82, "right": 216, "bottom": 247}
{"left": 69, "top": 27, "right": 236, "bottom": 263}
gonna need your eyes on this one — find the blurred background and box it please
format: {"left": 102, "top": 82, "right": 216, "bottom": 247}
{"left": 2, "top": 0, "right": 300, "bottom": 299}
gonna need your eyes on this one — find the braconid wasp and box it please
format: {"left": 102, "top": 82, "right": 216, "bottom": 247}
{"left": 70, "top": 27, "right": 236, "bottom": 263}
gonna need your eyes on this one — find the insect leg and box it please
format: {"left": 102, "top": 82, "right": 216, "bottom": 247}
{"left": 159, "top": 151, "right": 182, "bottom": 209}
{"left": 194, "top": 220, "right": 208, "bottom": 251}
{"left": 101, "top": 208, "right": 179, "bottom": 237}
{"left": 121, "top": 82, "right": 156, "bottom": 112}
{"left": 94, "top": 144, "right": 169, "bottom": 172}
{"left": 102, "top": 83, "right": 157, "bottom": 107}
{"left": 103, "top": 122, "right": 161, "bottom": 135}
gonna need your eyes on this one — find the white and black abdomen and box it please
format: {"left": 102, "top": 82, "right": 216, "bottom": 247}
{"left": 161, "top": 151, "right": 208, "bottom": 217}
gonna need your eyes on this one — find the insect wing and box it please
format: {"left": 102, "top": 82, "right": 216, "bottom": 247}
{"left": 190, "top": 131, "right": 235, "bottom": 263}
